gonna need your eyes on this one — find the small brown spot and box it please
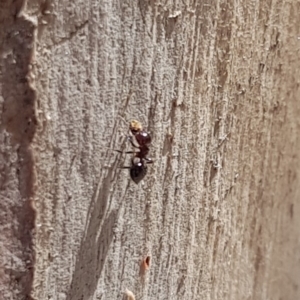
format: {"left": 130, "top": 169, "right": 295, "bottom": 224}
{"left": 142, "top": 256, "right": 151, "bottom": 272}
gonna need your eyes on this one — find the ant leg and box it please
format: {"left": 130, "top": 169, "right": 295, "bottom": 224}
{"left": 127, "top": 136, "right": 140, "bottom": 148}
{"left": 114, "top": 150, "right": 136, "bottom": 155}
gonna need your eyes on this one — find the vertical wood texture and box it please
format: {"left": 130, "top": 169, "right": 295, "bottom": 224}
{"left": 1, "top": 0, "right": 300, "bottom": 299}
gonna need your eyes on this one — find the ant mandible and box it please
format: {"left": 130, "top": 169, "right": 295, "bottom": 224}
{"left": 121, "top": 120, "right": 153, "bottom": 184}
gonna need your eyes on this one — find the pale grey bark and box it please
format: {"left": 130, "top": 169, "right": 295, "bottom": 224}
{"left": 1, "top": 0, "right": 300, "bottom": 300}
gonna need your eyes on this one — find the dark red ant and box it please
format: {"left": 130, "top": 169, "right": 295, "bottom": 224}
{"left": 120, "top": 120, "right": 153, "bottom": 184}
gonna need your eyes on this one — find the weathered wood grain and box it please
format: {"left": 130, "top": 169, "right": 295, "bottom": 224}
{"left": 1, "top": 0, "right": 300, "bottom": 299}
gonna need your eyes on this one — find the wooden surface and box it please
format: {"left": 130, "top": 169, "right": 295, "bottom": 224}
{"left": 1, "top": 0, "right": 300, "bottom": 299}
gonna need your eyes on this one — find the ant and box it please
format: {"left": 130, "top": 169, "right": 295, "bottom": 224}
{"left": 119, "top": 120, "right": 153, "bottom": 184}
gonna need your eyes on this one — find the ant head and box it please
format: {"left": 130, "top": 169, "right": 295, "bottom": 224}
{"left": 130, "top": 161, "right": 147, "bottom": 184}
{"left": 135, "top": 131, "right": 152, "bottom": 145}
{"left": 129, "top": 120, "right": 143, "bottom": 134}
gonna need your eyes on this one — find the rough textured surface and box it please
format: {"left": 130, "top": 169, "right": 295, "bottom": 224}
{"left": 1, "top": 0, "right": 300, "bottom": 299}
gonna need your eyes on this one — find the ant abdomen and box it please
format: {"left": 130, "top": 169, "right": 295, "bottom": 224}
{"left": 130, "top": 158, "right": 148, "bottom": 184}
